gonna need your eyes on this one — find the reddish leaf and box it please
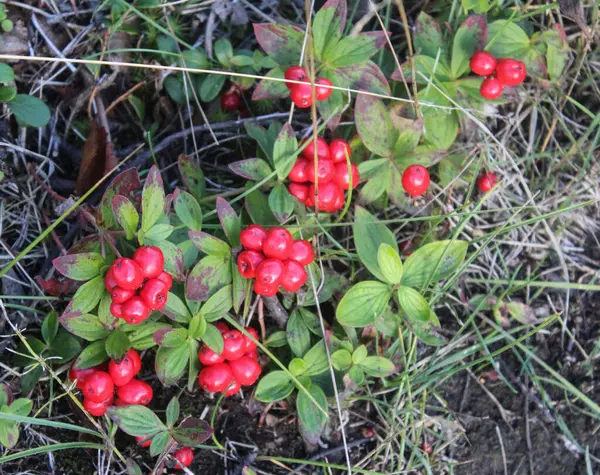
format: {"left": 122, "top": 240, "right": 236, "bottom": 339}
{"left": 98, "top": 168, "right": 141, "bottom": 229}
{"left": 253, "top": 24, "right": 305, "bottom": 65}
{"left": 361, "top": 31, "right": 391, "bottom": 50}
{"left": 171, "top": 417, "right": 214, "bottom": 446}
{"left": 321, "top": 0, "right": 347, "bottom": 33}
{"left": 67, "top": 235, "right": 102, "bottom": 255}
{"left": 216, "top": 197, "right": 241, "bottom": 247}
{"left": 178, "top": 154, "right": 205, "bottom": 199}
{"left": 337, "top": 61, "right": 390, "bottom": 95}
{"left": 76, "top": 121, "right": 117, "bottom": 196}
{"left": 35, "top": 276, "right": 76, "bottom": 297}
{"left": 53, "top": 252, "right": 106, "bottom": 281}
{"left": 186, "top": 255, "right": 231, "bottom": 302}
{"left": 252, "top": 68, "right": 288, "bottom": 101}
{"left": 229, "top": 159, "right": 272, "bottom": 181}
{"left": 414, "top": 12, "right": 443, "bottom": 58}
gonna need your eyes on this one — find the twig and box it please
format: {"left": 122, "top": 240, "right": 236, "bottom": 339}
{"left": 261, "top": 296, "right": 289, "bottom": 328}
{"left": 496, "top": 425, "right": 508, "bottom": 475}
{"left": 291, "top": 438, "right": 370, "bottom": 474}
{"left": 31, "top": 14, "right": 77, "bottom": 73}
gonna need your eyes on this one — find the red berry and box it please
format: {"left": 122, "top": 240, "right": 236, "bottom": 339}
{"left": 301, "top": 137, "right": 330, "bottom": 161}
{"left": 83, "top": 395, "right": 113, "bottom": 417}
{"left": 480, "top": 77, "right": 503, "bottom": 100}
{"left": 108, "top": 349, "right": 141, "bottom": 387}
{"left": 133, "top": 246, "right": 164, "bottom": 279}
{"left": 315, "top": 78, "right": 333, "bottom": 101}
{"left": 495, "top": 58, "right": 526, "bottom": 86}
{"left": 111, "top": 287, "right": 135, "bottom": 304}
{"left": 83, "top": 371, "right": 114, "bottom": 403}
{"left": 308, "top": 182, "right": 344, "bottom": 212}
{"left": 469, "top": 51, "right": 497, "bottom": 77}
{"left": 246, "top": 350, "right": 259, "bottom": 361}
{"left": 253, "top": 280, "right": 278, "bottom": 297}
{"left": 139, "top": 278, "right": 169, "bottom": 310}
{"left": 237, "top": 250, "right": 265, "bottom": 279}
{"left": 222, "top": 330, "right": 247, "bottom": 361}
{"left": 290, "top": 240, "right": 314, "bottom": 266}
{"left": 402, "top": 165, "right": 430, "bottom": 197}
{"left": 174, "top": 447, "right": 194, "bottom": 469}
{"left": 332, "top": 188, "right": 345, "bottom": 211}
{"left": 221, "top": 92, "right": 241, "bottom": 111}
{"left": 329, "top": 139, "right": 352, "bottom": 163}
{"left": 306, "top": 159, "right": 335, "bottom": 184}
{"left": 280, "top": 260, "right": 308, "bottom": 292}
{"left": 255, "top": 258, "right": 284, "bottom": 287}
{"left": 135, "top": 435, "right": 152, "bottom": 447}
{"left": 333, "top": 162, "right": 360, "bottom": 190}
{"left": 262, "top": 228, "right": 294, "bottom": 260}
{"left": 111, "top": 258, "right": 144, "bottom": 290}
{"left": 117, "top": 379, "right": 153, "bottom": 405}
{"left": 224, "top": 378, "right": 241, "bottom": 396}
{"left": 288, "top": 158, "right": 310, "bottom": 182}
{"left": 110, "top": 302, "right": 124, "bottom": 319}
{"left": 288, "top": 183, "right": 310, "bottom": 203}
{"left": 239, "top": 224, "right": 268, "bottom": 251}
{"left": 290, "top": 83, "right": 313, "bottom": 108}
{"left": 104, "top": 267, "right": 118, "bottom": 291}
{"left": 198, "top": 344, "right": 225, "bottom": 366}
{"left": 242, "top": 327, "right": 259, "bottom": 353}
{"left": 122, "top": 297, "right": 152, "bottom": 325}
{"left": 284, "top": 66, "right": 307, "bottom": 90}
{"left": 157, "top": 271, "right": 173, "bottom": 289}
{"left": 229, "top": 356, "right": 262, "bottom": 386}
{"left": 213, "top": 322, "right": 229, "bottom": 334}
{"left": 198, "top": 363, "right": 234, "bottom": 392}
{"left": 477, "top": 171, "right": 497, "bottom": 192}
{"left": 68, "top": 364, "right": 98, "bottom": 391}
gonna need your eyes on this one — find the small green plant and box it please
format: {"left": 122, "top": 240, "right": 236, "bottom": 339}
{"left": 0, "top": 63, "right": 51, "bottom": 128}
{"left": 0, "top": 384, "right": 32, "bottom": 449}
{"left": 0, "top": 4, "right": 13, "bottom": 33}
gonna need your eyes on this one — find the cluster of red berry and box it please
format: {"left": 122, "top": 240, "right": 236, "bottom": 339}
{"left": 287, "top": 136, "right": 360, "bottom": 212}
{"left": 137, "top": 437, "right": 194, "bottom": 470}
{"left": 470, "top": 51, "right": 527, "bottom": 100}
{"left": 104, "top": 246, "right": 172, "bottom": 325}
{"left": 237, "top": 225, "right": 315, "bottom": 296}
{"left": 68, "top": 349, "right": 153, "bottom": 417}
{"left": 198, "top": 323, "right": 261, "bottom": 397}
{"left": 284, "top": 66, "right": 332, "bottom": 108}
{"left": 402, "top": 164, "right": 430, "bottom": 197}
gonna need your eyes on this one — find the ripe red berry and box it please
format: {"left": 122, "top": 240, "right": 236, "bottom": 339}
{"left": 262, "top": 228, "right": 294, "bottom": 260}
{"left": 135, "top": 435, "right": 152, "bottom": 447}
{"left": 301, "top": 137, "right": 330, "bottom": 161}
{"left": 133, "top": 246, "right": 164, "bottom": 279}
{"left": 306, "top": 159, "right": 335, "bottom": 184}
{"left": 288, "top": 158, "right": 310, "bottom": 182}
{"left": 470, "top": 51, "right": 497, "bottom": 77}
{"left": 401, "top": 165, "right": 430, "bottom": 197}
{"left": 239, "top": 224, "right": 268, "bottom": 251}
{"left": 480, "top": 77, "right": 503, "bottom": 100}
{"left": 495, "top": 58, "right": 526, "bottom": 86}
{"left": 104, "top": 268, "right": 118, "bottom": 291}
{"left": 83, "top": 395, "right": 113, "bottom": 417}
{"left": 329, "top": 139, "right": 352, "bottom": 164}
{"left": 308, "top": 182, "right": 344, "bottom": 212}
{"left": 111, "top": 258, "right": 144, "bottom": 290}
{"left": 280, "top": 260, "right": 308, "bottom": 292}
{"left": 290, "top": 82, "right": 313, "bottom": 108}
{"left": 69, "top": 364, "right": 98, "bottom": 390}
{"left": 246, "top": 350, "right": 259, "bottom": 361}
{"left": 221, "top": 92, "right": 241, "bottom": 111}
{"left": 284, "top": 66, "right": 307, "bottom": 89}
{"left": 108, "top": 349, "right": 141, "bottom": 387}
{"left": 198, "top": 344, "right": 225, "bottom": 366}
{"left": 477, "top": 171, "right": 497, "bottom": 192}
{"left": 222, "top": 330, "right": 247, "bottom": 361}
{"left": 110, "top": 302, "right": 124, "bottom": 319}
{"left": 253, "top": 280, "right": 278, "bottom": 296}
{"left": 255, "top": 258, "right": 285, "bottom": 287}
{"left": 122, "top": 297, "right": 152, "bottom": 325}
{"left": 229, "top": 356, "right": 262, "bottom": 386}
{"left": 288, "top": 183, "right": 310, "bottom": 203}
{"left": 83, "top": 371, "right": 114, "bottom": 403}
{"left": 332, "top": 188, "right": 345, "bottom": 211}
{"left": 333, "top": 162, "right": 360, "bottom": 190}
{"left": 290, "top": 240, "right": 314, "bottom": 266}
{"left": 213, "top": 322, "right": 229, "bottom": 334}
{"left": 111, "top": 287, "right": 135, "bottom": 304}
{"left": 224, "top": 378, "right": 241, "bottom": 397}
{"left": 174, "top": 447, "right": 194, "bottom": 469}
{"left": 242, "top": 327, "right": 259, "bottom": 353}
{"left": 315, "top": 78, "right": 333, "bottom": 101}
{"left": 140, "top": 278, "right": 169, "bottom": 310}
{"left": 156, "top": 271, "right": 173, "bottom": 289}
{"left": 198, "top": 362, "right": 234, "bottom": 392}
{"left": 237, "top": 250, "right": 265, "bottom": 279}
{"left": 117, "top": 379, "right": 153, "bottom": 405}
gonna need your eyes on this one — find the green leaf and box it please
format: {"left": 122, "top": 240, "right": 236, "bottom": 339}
{"left": 336, "top": 281, "right": 392, "bottom": 328}
{"left": 214, "top": 38, "right": 233, "bottom": 66}
{"left": 268, "top": 183, "right": 295, "bottom": 223}
{"left": 229, "top": 159, "right": 272, "bottom": 181}
{"left": 401, "top": 240, "right": 468, "bottom": 287}
{"left": 70, "top": 276, "right": 105, "bottom": 315}
{"left": 0, "top": 63, "right": 14, "bottom": 83}
{"left": 201, "top": 323, "right": 224, "bottom": 354}
{"left": 353, "top": 206, "right": 399, "bottom": 281}
{"left": 41, "top": 312, "right": 59, "bottom": 346}
{"left": 163, "top": 292, "right": 191, "bottom": 323}
{"left": 187, "top": 254, "right": 232, "bottom": 302}
{"left": 253, "top": 24, "right": 305, "bottom": 65}
{"left": 48, "top": 330, "right": 82, "bottom": 363}
{"left": 298, "top": 308, "right": 321, "bottom": 335}
{"left": 313, "top": 0, "right": 345, "bottom": 60}
{"left": 451, "top": 15, "right": 487, "bottom": 78}
{"left": 352, "top": 345, "right": 368, "bottom": 364}
{"left": 327, "top": 35, "right": 378, "bottom": 67}
{"left": 359, "top": 356, "right": 395, "bottom": 377}
{"left": 164, "top": 76, "right": 185, "bottom": 104}
{"left": 337, "top": 60, "right": 390, "bottom": 95}
{"left": 398, "top": 286, "right": 431, "bottom": 322}
{"left": 331, "top": 349, "right": 352, "bottom": 371}
{"left": 264, "top": 331, "right": 288, "bottom": 348}
{"left": 410, "top": 318, "right": 445, "bottom": 346}
{"left": 198, "top": 74, "right": 226, "bottom": 102}
{"left": 355, "top": 94, "right": 397, "bottom": 158}
{"left": 244, "top": 122, "right": 276, "bottom": 162}
{"left": 60, "top": 314, "right": 110, "bottom": 341}
{"left": 302, "top": 341, "right": 329, "bottom": 376}
{"left": 187, "top": 313, "right": 206, "bottom": 340}
{"left": 414, "top": 12, "right": 443, "bottom": 58}
{"left": 178, "top": 155, "right": 205, "bottom": 200}
{"left": 149, "top": 430, "right": 171, "bottom": 457}
{"left": 188, "top": 231, "right": 230, "bottom": 256}
{"left": 0, "top": 385, "right": 12, "bottom": 407}
{"left": 105, "top": 330, "right": 131, "bottom": 361}
{"left": 201, "top": 285, "right": 233, "bottom": 321}
{"left": 73, "top": 340, "right": 108, "bottom": 370}
{"left": 155, "top": 343, "right": 190, "bottom": 386}
{"left": 112, "top": 195, "right": 139, "bottom": 240}
{"left": 143, "top": 224, "right": 173, "bottom": 241}
{"left": 255, "top": 371, "right": 295, "bottom": 402}
{"left": 153, "top": 328, "right": 188, "bottom": 348}
{"left": 377, "top": 243, "right": 403, "bottom": 285}
{"left": 107, "top": 405, "right": 166, "bottom": 437}
{"left": 289, "top": 358, "right": 308, "bottom": 376}
{"left": 98, "top": 169, "right": 141, "bottom": 230}
{"left": 423, "top": 111, "right": 459, "bottom": 150}
{"left": 287, "top": 310, "right": 311, "bottom": 357}
{"left": 348, "top": 365, "right": 365, "bottom": 385}
{"left": 544, "top": 26, "right": 569, "bottom": 82}
{"left": 297, "top": 384, "right": 328, "bottom": 445}
{"left": 180, "top": 49, "right": 208, "bottom": 70}
{"left": 8, "top": 399, "right": 33, "bottom": 417}
{"left": 486, "top": 20, "right": 530, "bottom": 58}
{"left": 272, "top": 123, "right": 298, "bottom": 180}
{"left": 216, "top": 197, "right": 241, "bottom": 247}
{"left": 127, "top": 95, "right": 145, "bottom": 120}
{"left": 141, "top": 166, "right": 166, "bottom": 233}
{"left": 52, "top": 253, "right": 105, "bottom": 281}
{"left": 8, "top": 95, "right": 50, "bottom": 128}
{"left": 0, "top": 419, "right": 19, "bottom": 448}
{"left": 245, "top": 184, "right": 278, "bottom": 226}
{"left": 0, "top": 86, "right": 16, "bottom": 102}
{"left": 166, "top": 397, "right": 180, "bottom": 428}
{"left": 127, "top": 322, "right": 172, "bottom": 350}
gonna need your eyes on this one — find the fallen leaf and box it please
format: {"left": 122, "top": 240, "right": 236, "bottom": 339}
{"left": 75, "top": 120, "right": 117, "bottom": 196}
